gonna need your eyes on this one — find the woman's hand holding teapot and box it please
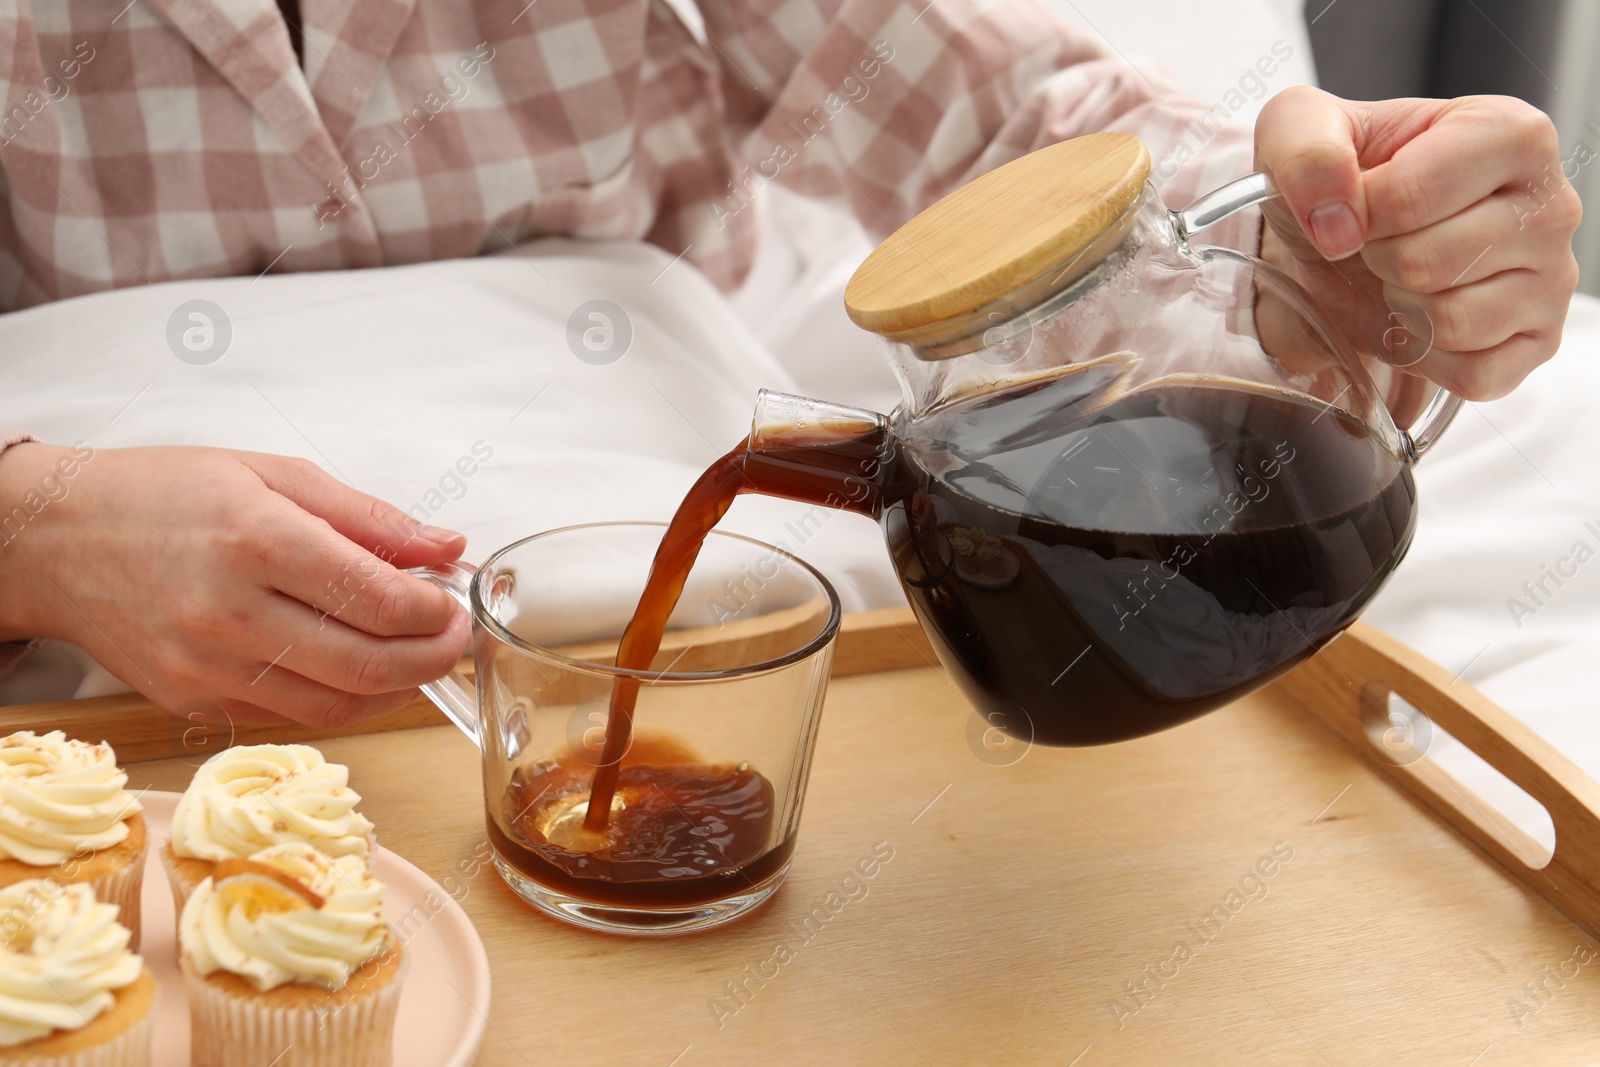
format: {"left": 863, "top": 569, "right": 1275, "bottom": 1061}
{"left": 1253, "top": 86, "right": 1581, "bottom": 402}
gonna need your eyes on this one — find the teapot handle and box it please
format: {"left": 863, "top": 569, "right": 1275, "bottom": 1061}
{"left": 1171, "top": 171, "right": 1464, "bottom": 464}
{"left": 1398, "top": 388, "right": 1463, "bottom": 463}
{"left": 1170, "top": 170, "right": 1280, "bottom": 245}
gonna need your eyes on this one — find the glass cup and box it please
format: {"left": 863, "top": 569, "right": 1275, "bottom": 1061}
{"left": 412, "top": 522, "right": 841, "bottom": 935}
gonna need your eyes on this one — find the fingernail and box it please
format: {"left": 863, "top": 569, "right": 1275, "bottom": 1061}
{"left": 1308, "top": 202, "right": 1362, "bottom": 259}
{"left": 417, "top": 524, "right": 464, "bottom": 545}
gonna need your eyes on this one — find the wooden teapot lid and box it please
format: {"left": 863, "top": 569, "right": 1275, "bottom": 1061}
{"left": 844, "top": 132, "right": 1151, "bottom": 339}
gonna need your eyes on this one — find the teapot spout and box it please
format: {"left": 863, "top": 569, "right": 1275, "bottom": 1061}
{"left": 747, "top": 390, "right": 894, "bottom": 519}
{"left": 751, "top": 390, "right": 888, "bottom": 447}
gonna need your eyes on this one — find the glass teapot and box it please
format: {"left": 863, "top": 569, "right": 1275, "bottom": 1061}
{"left": 742, "top": 132, "right": 1460, "bottom": 747}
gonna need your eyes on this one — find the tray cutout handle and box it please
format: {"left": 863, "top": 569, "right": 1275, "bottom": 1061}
{"left": 1275, "top": 622, "right": 1600, "bottom": 941}
{"left": 1360, "top": 684, "right": 1554, "bottom": 871}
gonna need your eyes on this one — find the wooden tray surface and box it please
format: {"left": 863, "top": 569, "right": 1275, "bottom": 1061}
{"left": 9, "top": 611, "right": 1600, "bottom": 1065}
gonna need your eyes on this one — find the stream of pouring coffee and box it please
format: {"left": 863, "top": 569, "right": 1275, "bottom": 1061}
{"left": 582, "top": 423, "right": 888, "bottom": 833}
{"left": 581, "top": 441, "right": 749, "bottom": 831}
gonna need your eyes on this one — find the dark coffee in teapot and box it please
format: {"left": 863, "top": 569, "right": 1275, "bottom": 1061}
{"left": 881, "top": 368, "right": 1416, "bottom": 745}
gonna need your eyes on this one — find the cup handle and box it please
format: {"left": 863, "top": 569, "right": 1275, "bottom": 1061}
{"left": 1172, "top": 171, "right": 1464, "bottom": 465}
{"left": 408, "top": 563, "right": 482, "bottom": 749}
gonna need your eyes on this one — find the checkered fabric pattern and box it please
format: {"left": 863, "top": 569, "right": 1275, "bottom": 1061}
{"left": 0, "top": 0, "right": 1254, "bottom": 311}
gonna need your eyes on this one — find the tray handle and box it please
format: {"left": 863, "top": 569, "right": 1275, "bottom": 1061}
{"left": 1275, "top": 621, "right": 1600, "bottom": 939}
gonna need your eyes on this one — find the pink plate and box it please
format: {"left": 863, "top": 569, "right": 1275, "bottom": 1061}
{"left": 140, "top": 791, "right": 490, "bottom": 1066}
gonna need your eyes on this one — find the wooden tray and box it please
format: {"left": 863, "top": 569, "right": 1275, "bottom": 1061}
{"left": 7, "top": 611, "right": 1600, "bottom": 1064}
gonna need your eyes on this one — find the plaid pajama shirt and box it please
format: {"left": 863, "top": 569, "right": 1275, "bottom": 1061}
{"left": 0, "top": 0, "right": 1254, "bottom": 309}
{"left": 0, "top": 0, "right": 1258, "bottom": 675}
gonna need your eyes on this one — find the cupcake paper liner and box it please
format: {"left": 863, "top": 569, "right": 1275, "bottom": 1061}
{"left": 181, "top": 946, "right": 409, "bottom": 1067}
{"left": 88, "top": 851, "right": 146, "bottom": 955}
{"left": 156, "top": 845, "right": 205, "bottom": 962}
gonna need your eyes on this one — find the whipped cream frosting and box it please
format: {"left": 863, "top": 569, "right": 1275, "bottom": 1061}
{"left": 170, "top": 745, "right": 374, "bottom": 863}
{"left": 181, "top": 842, "right": 388, "bottom": 991}
{"left": 0, "top": 731, "right": 140, "bottom": 866}
{"left": 0, "top": 880, "right": 143, "bottom": 1047}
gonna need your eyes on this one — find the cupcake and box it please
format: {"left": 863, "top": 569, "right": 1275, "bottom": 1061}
{"left": 947, "top": 525, "right": 1016, "bottom": 587}
{"left": 0, "top": 732, "right": 146, "bottom": 950}
{"left": 161, "top": 744, "right": 374, "bottom": 920}
{"left": 0, "top": 880, "right": 156, "bottom": 1066}
{"left": 180, "top": 843, "right": 407, "bottom": 1067}
{"left": 975, "top": 535, "right": 1008, "bottom": 579}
